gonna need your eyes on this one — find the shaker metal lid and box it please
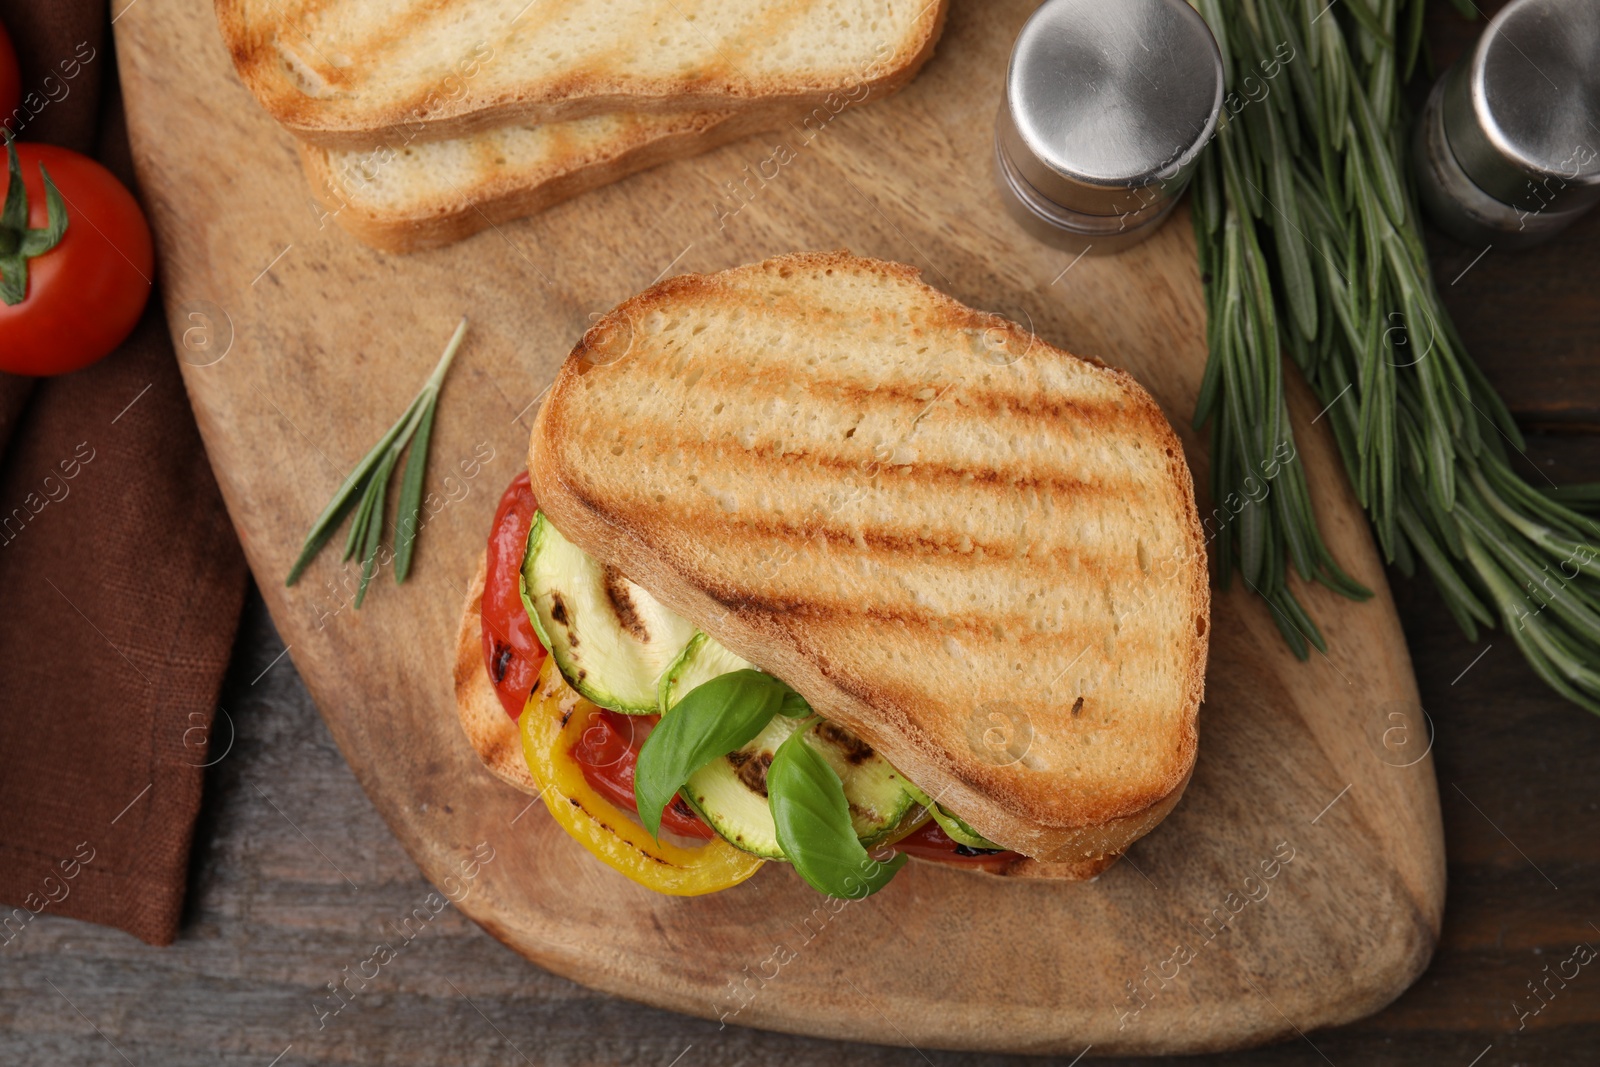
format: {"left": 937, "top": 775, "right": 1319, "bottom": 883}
{"left": 998, "top": 0, "right": 1223, "bottom": 219}
{"left": 1443, "top": 0, "right": 1600, "bottom": 207}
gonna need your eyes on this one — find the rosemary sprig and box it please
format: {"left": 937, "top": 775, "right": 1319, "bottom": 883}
{"left": 1192, "top": 0, "right": 1600, "bottom": 712}
{"left": 286, "top": 317, "right": 468, "bottom": 605}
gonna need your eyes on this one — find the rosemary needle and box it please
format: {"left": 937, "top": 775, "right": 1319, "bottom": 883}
{"left": 1193, "top": 1, "right": 1600, "bottom": 713}
{"left": 286, "top": 317, "right": 469, "bottom": 603}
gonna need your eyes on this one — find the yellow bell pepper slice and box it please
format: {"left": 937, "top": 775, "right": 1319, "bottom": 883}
{"left": 519, "top": 657, "right": 765, "bottom": 896}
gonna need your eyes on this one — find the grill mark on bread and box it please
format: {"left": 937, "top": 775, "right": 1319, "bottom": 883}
{"left": 302, "top": 0, "right": 851, "bottom": 125}
{"left": 568, "top": 436, "right": 1154, "bottom": 562}
{"left": 306, "top": 107, "right": 758, "bottom": 247}
{"left": 573, "top": 477, "right": 1157, "bottom": 588}
{"left": 378, "top": 0, "right": 576, "bottom": 123}
{"left": 592, "top": 359, "right": 1141, "bottom": 440}
{"left": 297, "top": 0, "right": 439, "bottom": 92}
{"left": 669, "top": 0, "right": 814, "bottom": 87}
{"left": 572, "top": 487, "right": 1178, "bottom": 654}
{"left": 632, "top": 438, "right": 1130, "bottom": 501}
{"left": 567, "top": 484, "right": 1169, "bottom": 659}
{"left": 808, "top": 373, "right": 1132, "bottom": 431}
{"left": 568, "top": 479, "right": 1166, "bottom": 656}
{"left": 227, "top": 2, "right": 950, "bottom": 148}
{"left": 668, "top": 508, "right": 1131, "bottom": 577}
{"left": 699, "top": 585, "right": 1159, "bottom": 657}
{"left": 601, "top": 565, "right": 651, "bottom": 641}
{"left": 550, "top": 0, "right": 815, "bottom": 100}
{"left": 739, "top": 0, "right": 838, "bottom": 84}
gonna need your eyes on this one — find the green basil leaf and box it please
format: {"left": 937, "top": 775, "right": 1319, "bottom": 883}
{"left": 633, "top": 669, "right": 783, "bottom": 839}
{"left": 929, "top": 803, "right": 1000, "bottom": 850}
{"left": 776, "top": 684, "right": 812, "bottom": 719}
{"left": 768, "top": 726, "right": 906, "bottom": 898}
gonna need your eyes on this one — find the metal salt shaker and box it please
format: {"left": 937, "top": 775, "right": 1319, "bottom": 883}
{"left": 1413, "top": 0, "right": 1600, "bottom": 248}
{"left": 994, "top": 0, "right": 1224, "bottom": 255}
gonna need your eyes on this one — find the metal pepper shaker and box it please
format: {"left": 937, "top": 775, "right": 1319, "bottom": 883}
{"left": 1413, "top": 0, "right": 1600, "bottom": 248}
{"left": 994, "top": 0, "right": 1224, "bottom": 255}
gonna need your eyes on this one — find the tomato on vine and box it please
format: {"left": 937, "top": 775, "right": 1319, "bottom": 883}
{"left": 0, "top": 134, "right": 154, "bottom": 376}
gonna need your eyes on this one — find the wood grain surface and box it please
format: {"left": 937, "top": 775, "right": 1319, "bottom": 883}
{"left": 5, "top": 552, "right": 1598, "bottom": 1067}
{"left": 104, "top": 0, "right": 1451, "bottom": 1055}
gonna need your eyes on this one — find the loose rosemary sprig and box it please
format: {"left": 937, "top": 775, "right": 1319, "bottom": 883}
{"left": 1192, "top": 0, "right": 1600, "bottom": 713}
{"left": 286, "top": 317, "right": 468, "bottom": 605}
{"left": 1189, "top": 0, "right": 1376, "bottom": 660}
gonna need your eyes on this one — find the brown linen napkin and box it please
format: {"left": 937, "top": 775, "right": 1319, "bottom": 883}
{"left": 0, "top": 1, "right": 247, "bottom": 946}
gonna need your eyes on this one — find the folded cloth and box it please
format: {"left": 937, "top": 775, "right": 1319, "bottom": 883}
{"left": 0, "top": 0, "right": 246, "bottom": 946}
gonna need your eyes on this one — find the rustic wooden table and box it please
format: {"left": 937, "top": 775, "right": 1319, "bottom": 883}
{"left": 3, "top": 5, "right": 1597, "bottom": 1065}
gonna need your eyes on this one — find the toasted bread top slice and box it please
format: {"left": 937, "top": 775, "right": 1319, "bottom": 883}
{"left": 527, "top": 252, "right": 1209, "bottom": 864}
{"left": 216, "top": 0, "right": 948, "bottom": 147}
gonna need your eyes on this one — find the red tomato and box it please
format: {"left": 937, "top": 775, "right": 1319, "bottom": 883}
{"left": 569, "top": 708, "right": 714, "bottom": 840}
{"left": 480, "top": 472, "right": 547, "bottom": 718}
{"left": 0, "top": 22, "right": 19, "bottom": 129}
{"left": 0, "top": 142, "right": 153, "bottom": 376}
{"left": 894, "top": 819, "right": 1018, "bottom": 871}
{"left": 479, "top": 471, "right": 711, "bottom": 839}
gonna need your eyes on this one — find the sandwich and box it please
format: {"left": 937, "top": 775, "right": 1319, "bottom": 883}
{"left": 453, "top": 251, "right": 1210, "bottom": 898}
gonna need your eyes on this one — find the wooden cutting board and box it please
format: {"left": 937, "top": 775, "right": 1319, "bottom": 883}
{"left": 113, "top": 0, "right": 1444, "bottom": 1055}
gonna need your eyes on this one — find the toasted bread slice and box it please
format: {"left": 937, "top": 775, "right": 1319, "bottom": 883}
{"left": 216, "top": 0, "right": 949, "bottom": 148}
{"left": 302, "top": 107, "right": 789, "bottom": 253}
{"left": 526, "top": 251, "right": 1210, "bottom": 866}
{"left": 452, "top": 547, "right": 1125, "bottom": 879}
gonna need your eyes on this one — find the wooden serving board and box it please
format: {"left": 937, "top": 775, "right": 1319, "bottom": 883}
{"left": 114, "top": 0, "right": 1444, "bottom": 1054}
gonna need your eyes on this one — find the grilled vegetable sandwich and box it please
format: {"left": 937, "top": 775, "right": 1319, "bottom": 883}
{"left": 454, "top": 251, "right": 1209, "bottom": 898}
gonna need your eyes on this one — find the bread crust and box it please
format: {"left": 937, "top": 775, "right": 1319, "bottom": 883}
{"left": 301, "top": 106, "right": 796, "bottom": 254}
{"left": 214, "top": 1, "right": 950, "bottom": 149}
{"left": 454, "top": 547, "right": 1126, "bottom": 880}
{"left": 527, "top": 251, "right": 1210, "bottom": 866}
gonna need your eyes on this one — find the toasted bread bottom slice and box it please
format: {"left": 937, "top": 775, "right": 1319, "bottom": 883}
{"left": 452, "top": 548, "right": 1120, "bottom": 880}
{"left": 303, "top": 107, "right": 795, "bottom": 254}
{"left": 452, "top": 553, "right": 541, "bottom": 796}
